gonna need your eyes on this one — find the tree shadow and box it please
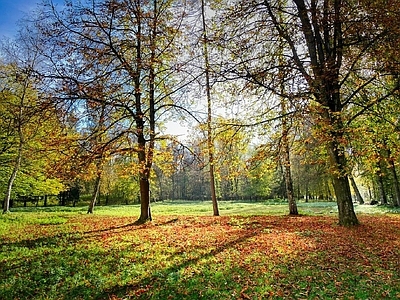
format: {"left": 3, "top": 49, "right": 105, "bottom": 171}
{"left": 98, "top": 227, "right": 261, "bottom": 299}
{"left": 2, "top": 215, "right": 399, "bottom": 299}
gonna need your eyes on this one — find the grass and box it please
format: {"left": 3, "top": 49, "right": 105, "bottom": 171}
{"left": 0, "top": 200, "right": 399, "bottom": 299}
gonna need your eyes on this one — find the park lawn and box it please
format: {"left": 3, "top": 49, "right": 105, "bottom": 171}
{"left": 0, "top": 201, "right": 399, "bottom": 299}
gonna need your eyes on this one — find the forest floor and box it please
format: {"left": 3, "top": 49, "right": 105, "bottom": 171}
{"left": 0, "top": 201, "right": 399, "bottom": 299}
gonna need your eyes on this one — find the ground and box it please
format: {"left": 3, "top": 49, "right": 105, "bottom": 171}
{"left": 0, "top": 201, "right": 399, "bottom": 299}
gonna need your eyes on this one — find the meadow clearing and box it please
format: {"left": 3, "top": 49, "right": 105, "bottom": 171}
{"left": 1, "top": 200, "right": 399, "bottom": 299}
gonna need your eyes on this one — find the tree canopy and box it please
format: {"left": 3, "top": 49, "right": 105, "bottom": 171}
{"left": 0, "top": 0, "right": 399, "bottom": 225}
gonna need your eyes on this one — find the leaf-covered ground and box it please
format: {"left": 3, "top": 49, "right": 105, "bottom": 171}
{"left": 1, "top": 212, "right": 399, "bottom": 299}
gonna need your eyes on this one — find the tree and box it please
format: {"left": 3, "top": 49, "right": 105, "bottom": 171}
{"left": 216, "top": 0, "right": 399, "bottom": 225}
{"left": 0, "top": 64, "right": 27, "bottom": 213}
{"left": 0, "top": 55, "right": 65, "bottom": 212}
{"left": 276, "top": 1, "right": 298, "bottom": 214}
{"left": 201, "top": 0, "right": 219, "bottom": 216}
{"left": 349, "top": 175, "right": 364, "bottom": 204}
{"left": 85, "top": 101, "right": 108, "bottom": 214}
{"left": 280, "top": 98, "right": 298, "bottom": 214}
{"left": 34, "top": 0, "right": 192, "bottom": 222}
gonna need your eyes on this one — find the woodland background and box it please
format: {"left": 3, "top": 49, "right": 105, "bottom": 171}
{"left": 0, "top": 0, "right": 399, "bottom": 226}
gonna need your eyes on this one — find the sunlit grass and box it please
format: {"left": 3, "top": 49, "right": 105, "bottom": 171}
{"left": 6, "top": 199, "right": 399, "bottom": 218}
{"left": 1, "top": 210, "right": 398, "bottom": 299}
{"left": 0, "top": 202, "right": 399, "bottom": 299}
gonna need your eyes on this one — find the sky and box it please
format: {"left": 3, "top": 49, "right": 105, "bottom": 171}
{"left": 0, "top": 0, "right": 38, "bottom": 38}
{"left": 0, "top": 0, "right": 189, "bottom": 137}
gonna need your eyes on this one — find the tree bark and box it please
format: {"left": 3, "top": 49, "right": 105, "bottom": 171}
{"left": 138, "top": 176, "right": 151, "bottom": 222}
{"left": 3, "top": 110, "right": 24, "bottom": 214}
{"left": 3, "top": 153, "right": 22, "bottom": 213}
{"left": 87, "top": 174, "right": 101, "bottom": 214}
{"left": 327, "top": 137, "right": 358, "bottom": 226}
{"left": 349, "top": 176, "right": 364, "bottom": 204}
{"left": 281, "top": 105, "right": 298, "bottom": 215}
{"left": 387, "top": 150, "right": 400, "bottom": 206}
{"left": 375, "top": 161, "right": 388, "bottom": 205}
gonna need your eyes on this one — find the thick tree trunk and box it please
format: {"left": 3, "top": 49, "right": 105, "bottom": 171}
{"left": 349, "top": 176, "right": 364, "bottom": 204}
{"left": 375, "top": 161, "right": 387, "bottom": 205}
{"left": 327, "top": 141, "right": 359, "bottom": 226}
{"left": 387, "top": 155, "right": 400, "bottom": 206}
{"left": 332, "top": 176, "right": 358, "bottom": 226}
{"left": 325, "top": 110, "right": 358, "bottom": 225}
{"left": 138, "top": 177, "right": 151, "bottom": 222}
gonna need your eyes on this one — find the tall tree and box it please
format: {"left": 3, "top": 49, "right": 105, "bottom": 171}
{"left": 201, "top": 0, "right": 219, "bottom": 216}
{"left": 0, "top": 64, "right": 28, "bottom": 213}
{"left": 280, "top": 98, "right": 298, "bottom": 214}
{"left": 0, "top": 47, "right": 45, "bottom": 212}
{"left": 86, "top": 101, "right": 108, "bottom": 214}
{"left": 34, "top": 0, "right": 191, "bottom": 222}
{"left": 0, "top": 56, "right": 65, "bottom": 212}
{"left": 277, "top": 0, "right": 298, "bottom": 215}
{"left": 217, "top": 0, "right": 399, "bottom": 225}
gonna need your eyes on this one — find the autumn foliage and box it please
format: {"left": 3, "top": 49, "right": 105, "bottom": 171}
{"left": 1, "top": 211, "right": 399, "bottom": 299}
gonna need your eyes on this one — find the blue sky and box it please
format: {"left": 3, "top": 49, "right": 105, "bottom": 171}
{"left": 0, "top": 0, "right": 63, "bottom": 38}
{"left": 0, "top": 0, "right": 188, "bottom": 137}
{"left": 0, "top": 0, "right": 37, "bottom": 38}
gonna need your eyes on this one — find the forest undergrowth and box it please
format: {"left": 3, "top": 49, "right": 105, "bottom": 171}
{"left": 0, "top": 203, "right": 399, "bottom": 299}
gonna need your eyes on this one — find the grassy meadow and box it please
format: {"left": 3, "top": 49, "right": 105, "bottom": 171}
{"left": 1, "top": 200, "right": 399, "bottom": 299}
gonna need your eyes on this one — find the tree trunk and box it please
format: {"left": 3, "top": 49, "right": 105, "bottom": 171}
{"left": 332, "top": 175, "right": 358, "bottom": 226}
{"left": 279, "top": 80, "right": 297, "bottom": 213}
{"left": 387, "top": 152, "right": 400, "bottom": 206}
{"left": 349, "top": 176, "right": 364, "bottom": 204}
{"left": 138, "top": 176, "right": 151, "bottom": 222}
{"left": 281, "top": 110, "right": 298, "bottom": 215}
{"left": 201, "top": 0, "right": 219, "bottom": 216}
{"left": 133, "top": 6, "right": 153, "bottom": 224}
{"left": 375, "top": 161, "right": 387, "bottom": 205}
{"left": 283, "top": 159, "right": 298, "bottom": 215}
{"left": 87, "top": 174, "right": 101, "bottom": 214}
{"left": 3, "top": 128, "right": 23, "bottom": 214}
{"left": 376, "top": 176, "right": 387, "bottom": 204}
{"left": 3, "top": 160, "right": 21, "bottom": 213}
{"left": 327, "top": 140, "right": 359, "bottom": 226}
{"left": 305, "top": 182, "right": 309, "bottom": 202}
{"left": 276, "top": 0, "right": 297, "bottom": 215}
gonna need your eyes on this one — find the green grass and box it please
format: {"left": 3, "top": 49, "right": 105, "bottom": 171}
{"left": 0, "top": 200, "right": 399, "bottom": 299}
{"left": 8, "top": 199, "right": 398, "bottom": 217}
